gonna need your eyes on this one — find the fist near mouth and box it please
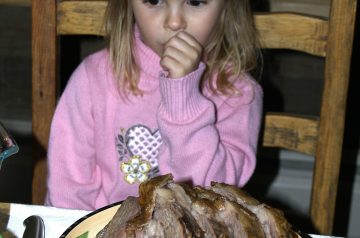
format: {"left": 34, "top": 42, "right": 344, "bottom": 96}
{"left": 160, "top": 31, "right": 203, "bottom": 79}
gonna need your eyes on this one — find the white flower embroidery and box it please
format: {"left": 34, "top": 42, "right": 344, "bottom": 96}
{"left": 120, "top": 156, "right": 151, "bottom": 184}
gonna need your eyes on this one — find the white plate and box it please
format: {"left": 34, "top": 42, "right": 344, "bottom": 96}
{"left": 60, "top": 201, "right": 122, "bottom": 238}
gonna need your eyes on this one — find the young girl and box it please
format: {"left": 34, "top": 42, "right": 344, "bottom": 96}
{"left": 46, "top": 0, "right": 263, "bottom": 210}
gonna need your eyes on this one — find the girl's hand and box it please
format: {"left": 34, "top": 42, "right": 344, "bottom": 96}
{"left": 160, "top": 31, "right": 203, "bottom": 79}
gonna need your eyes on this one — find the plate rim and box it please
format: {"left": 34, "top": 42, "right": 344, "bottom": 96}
{"left": 60, "top": 201, "right": 123, "bottom": 238}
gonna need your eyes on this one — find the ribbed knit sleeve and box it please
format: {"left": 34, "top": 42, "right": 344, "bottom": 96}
{"left": 157, "top": 68, "right": 263, "bottom": 187}
{"left": 158, "top": 63, "right": 208, "bottom": 122}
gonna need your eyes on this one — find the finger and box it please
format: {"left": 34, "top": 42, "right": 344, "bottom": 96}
{"left": 165, "top": 36, "right": 193, "bottom": 57}
{"left": 165, "top": 32, "right": 202, "bottom": 57}
{"left": 175, "top": 31, "right": 203, "bottom": 53}
{"left": 161, "top": 32, "right": 203, "bottom": 78}
{"left": 162, "top": 45, "right": 189, "bottom": 66}
{"left": 162, "top": 44, "right": 202, "bottom": 78}
{"left": 160, "top": 55, "right": 187, "bottom": 78}
{"left": 164, "top": 38, "right": 202, "bottom": 69}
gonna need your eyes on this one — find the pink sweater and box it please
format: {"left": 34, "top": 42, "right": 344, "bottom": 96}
{"left": 45, "top": 31, "right": 263, "bottom": 210}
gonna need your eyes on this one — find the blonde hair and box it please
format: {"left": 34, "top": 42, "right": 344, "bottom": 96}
{"left": 105, "top": 0, "right": 260, "bottom": 96}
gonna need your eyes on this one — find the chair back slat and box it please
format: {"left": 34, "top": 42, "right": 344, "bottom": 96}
{"left": 57, "top": 1, "right": 106, "bottom": 35}
{"left": 255, "top": 13, "right": 328, "bottom": 57}
{"left": 263, "top": 114, "right": 319, "bottom": 155}
{"left": 57, "top": 1, "right": 329, "bottom": 58}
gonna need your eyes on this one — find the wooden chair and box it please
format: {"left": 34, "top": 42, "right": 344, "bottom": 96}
{"left": 32, "top": 0, "right": 357, "bottom": 235}
{"left": 255, "top": 1, "right": 357, "bottom": 235}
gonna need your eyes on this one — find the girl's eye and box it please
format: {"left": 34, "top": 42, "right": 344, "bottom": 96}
{"left": 142, "top": 0, "right": 206, "bottom": 7}
{"left": 142, "top": 0, "right": 161, "bottom": 6}
{"left": 187, "top": 0, "right": 206, "bottom": 6}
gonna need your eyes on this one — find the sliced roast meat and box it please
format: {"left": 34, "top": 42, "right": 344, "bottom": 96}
{"left": 97, "top": 174, "right": 297, "bottom": 238}
{"left": 210, "top": 182, "right": 297, "bottom": 238}
{"left": 126, "top": 174, "right": 174, "bottom": 237}
{"left": 96, "top": 197, "right": 141, "bottom": 238}
{"left": 152, "top": 188, "right": 202, "bottom": 237}
{"left": 169, "top": 183, "right": 229, "bottom": 238}
{"left": 216, "top": 198, "right": 266, "bottom": 238}
{"left": 191, "top": 186, "right": 266, "bottom": 238}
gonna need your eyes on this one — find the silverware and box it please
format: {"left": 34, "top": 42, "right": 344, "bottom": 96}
{"left": 0, "top": 121, "right": 19, "bottom": 170}
{"left": 22, "top": 215, "right": 45, "bottom": 238}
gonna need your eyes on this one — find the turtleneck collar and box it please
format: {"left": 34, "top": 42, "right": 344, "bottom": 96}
{"left": 133, "top": 25, "right": 164, "bottom": 79}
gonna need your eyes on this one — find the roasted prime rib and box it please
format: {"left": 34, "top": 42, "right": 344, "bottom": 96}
{"left": 97, "top": 174, "right": 297, "bottom": 238}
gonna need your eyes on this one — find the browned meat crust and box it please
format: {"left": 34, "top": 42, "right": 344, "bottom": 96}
{"left": 97, "top": 174, "right": 297, "bottom": 238}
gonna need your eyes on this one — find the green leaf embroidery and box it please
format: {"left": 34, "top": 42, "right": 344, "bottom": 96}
{"left": 76, "top": 231, "right": 89, "bottom": 238}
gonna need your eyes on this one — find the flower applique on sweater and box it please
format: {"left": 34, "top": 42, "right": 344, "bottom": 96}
{"left": 116, "top": 125, "right": 162, "bottom": 184}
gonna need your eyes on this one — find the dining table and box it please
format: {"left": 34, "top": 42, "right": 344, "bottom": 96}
{"left": 0, "top": 202, "right": 342, "bottom": 238}
{"left": 0, "top": 202, "right": 91, "bottom": 237}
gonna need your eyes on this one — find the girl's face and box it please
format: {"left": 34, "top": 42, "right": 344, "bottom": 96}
{"left": 131, "top": 0, "right": 226, "bottom": 56}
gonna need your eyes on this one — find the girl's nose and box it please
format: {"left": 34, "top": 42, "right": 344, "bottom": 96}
{"left": 164, "top": 10, "right": 186, "bottom": 31}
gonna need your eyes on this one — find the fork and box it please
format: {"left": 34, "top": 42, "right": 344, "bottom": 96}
{"left": 0, "top": 121, "right": 19, "bottom": 170}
